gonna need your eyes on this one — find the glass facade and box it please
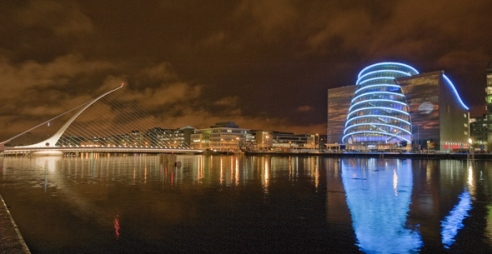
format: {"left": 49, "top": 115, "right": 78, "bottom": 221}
{"left": 486, "top": 62, "right": 492, "bottom": 150}
{"left": 343, "top": 62, "right": 419, "bottom": 145}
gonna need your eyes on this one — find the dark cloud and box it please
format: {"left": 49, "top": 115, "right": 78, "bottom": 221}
{"left": 1, "top": 0, "right": 491, "bottom": 141}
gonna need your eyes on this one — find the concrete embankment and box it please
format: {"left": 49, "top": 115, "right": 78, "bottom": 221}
{"left": 244, "top": 151, "right": 485, "bottom": 160}
{"left": 0, "top": 194, "right": 30, "bottom": 254}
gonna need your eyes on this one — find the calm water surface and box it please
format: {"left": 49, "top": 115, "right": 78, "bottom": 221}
{"left": 1, "top": 154, "right": 492, "bottom": 253}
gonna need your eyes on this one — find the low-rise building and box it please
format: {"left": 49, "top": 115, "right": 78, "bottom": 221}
{"left": 190, "top": 121, "right": 249, "bottom": 152}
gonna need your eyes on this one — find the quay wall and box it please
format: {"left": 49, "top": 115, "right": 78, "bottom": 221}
{"left": 0, "top": 194, "right": 30, "bottom": 254}
{"left": 244, "top": 151, "right": 484, "bottom": 160}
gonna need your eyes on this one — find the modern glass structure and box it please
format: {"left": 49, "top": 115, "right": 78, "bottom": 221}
{"left": 486, "top": 62, "right": 492, "bottom": 150}
{"left": 342, "top": 62, "right": 419, "bottom": 145}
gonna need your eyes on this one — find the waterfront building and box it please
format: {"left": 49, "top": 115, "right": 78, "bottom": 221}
{"left": 469, "top": 113, "right": 488, "bottom": 151}
{"left": 190, "top": 122, "right": 319, "bottom": 152}
{"left": 130, "top": 130, "right": 146, "bottom": 146}
{"left": 343, "top": 62, "right": 418, "bottom": 149}
{"left": 486, "top": 62, "right": 492, "bottom": 150}
{"left": 190, "top": 121, "right": 249, "bottom": 152}
{"left": 328, "top": 62, "right": 470, "bottom": 151}
{"left": 248, "top": 130, "right": 272, "bottom": 149}
{"left": 248, "top": 131, "right": 318, "bottom": 150}
{"left": 177, "top": 126, "right": 195, "bottom": 146}
{"left": 146, "top": 126, "right": 195, "bottom": 148}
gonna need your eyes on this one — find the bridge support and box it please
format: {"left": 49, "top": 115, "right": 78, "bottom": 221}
{"left": 8, "top": 84, "right": 124, "bottom": 150}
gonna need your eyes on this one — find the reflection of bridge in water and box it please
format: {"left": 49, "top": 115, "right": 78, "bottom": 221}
{"left": 1, "top": 84, "right": 203, "bottom": 155}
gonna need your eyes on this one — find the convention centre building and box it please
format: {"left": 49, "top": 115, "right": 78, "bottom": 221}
{"left": 327, "top": 62, "right": 470, "bottom": 152}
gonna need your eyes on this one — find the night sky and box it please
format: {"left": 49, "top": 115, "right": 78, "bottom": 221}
{"left": 1, "top": 0, "right": 491, "bottom": 141}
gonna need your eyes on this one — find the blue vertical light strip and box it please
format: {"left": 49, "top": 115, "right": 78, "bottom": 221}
{"left": 442, "top": 74, "right": 469, "bottom": 110}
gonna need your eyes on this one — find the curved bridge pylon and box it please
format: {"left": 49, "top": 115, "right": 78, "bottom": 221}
{"left": 1, "top": 84, "right": 124, "bottom": 152}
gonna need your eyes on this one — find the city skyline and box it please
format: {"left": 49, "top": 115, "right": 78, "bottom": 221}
{"left": 1, "top": 0, "right": 491, "bottom": 141}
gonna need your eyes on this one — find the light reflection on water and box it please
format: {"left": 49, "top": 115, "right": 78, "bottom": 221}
{"left": 341, "top": 158, "right": 422, "bottom": 253}
{"left": 0, "top": 155, "right": 492, "bottom": 253}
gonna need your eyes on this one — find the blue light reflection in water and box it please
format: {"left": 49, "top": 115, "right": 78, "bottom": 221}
{"left": 441, "top": 190, "right": 471, "bottom": 249}
{"left": 341, "top": 158, "right": 423, "bottom": 253}
{"left": 2, "top": 155, "right": 492, "bottom": 253}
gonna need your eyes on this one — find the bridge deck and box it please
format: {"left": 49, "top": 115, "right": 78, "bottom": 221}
{"left": 2, "top": 147, "right": 204, "bottom": 155}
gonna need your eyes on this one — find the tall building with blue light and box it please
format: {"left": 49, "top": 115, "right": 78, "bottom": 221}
{"left": 343, "top": 62, "right": 418, "bottom": 146}
{"left": 327, "top": 61, "right": 470, "bottom": 151}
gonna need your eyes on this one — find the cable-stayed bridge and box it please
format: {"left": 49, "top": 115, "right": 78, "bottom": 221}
{"left": 0, "top": 84, "right": 203, "bottom": 156}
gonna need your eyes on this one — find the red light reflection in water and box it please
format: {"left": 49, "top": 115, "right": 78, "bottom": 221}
{"left": 114, "top": 215, "right": 120, "bottom": 240}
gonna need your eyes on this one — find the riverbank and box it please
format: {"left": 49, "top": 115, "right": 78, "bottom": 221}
{"left": 0, "top": 194, "right": 30, "bottom": 254}
{"left": 244, "top": 151, "right": 485, "bottom": 160}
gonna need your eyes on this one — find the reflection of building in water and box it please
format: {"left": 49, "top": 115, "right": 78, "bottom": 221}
{"left": 341, "top": 158, "right": 422, "bottom": 253}
{"left": 325, "top": 158, "right": 354, "bottom": 230}
{"left": 408, "top": 160, "right": 478, "bottom": 250}
{"left": 441, "top": 191, "right": 471, "bottom": 248}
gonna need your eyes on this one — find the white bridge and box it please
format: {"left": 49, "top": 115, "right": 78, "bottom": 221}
{"left": 1, "top": 84, "right": 203, "bottom": 155}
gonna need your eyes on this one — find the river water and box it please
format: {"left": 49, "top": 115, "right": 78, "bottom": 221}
{"left": 0, "top": 154, "right": 491, "bottom": 253}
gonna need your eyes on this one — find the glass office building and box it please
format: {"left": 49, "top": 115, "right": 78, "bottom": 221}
{"left": 342, "top": 62, "right": 419, "bottom": 145}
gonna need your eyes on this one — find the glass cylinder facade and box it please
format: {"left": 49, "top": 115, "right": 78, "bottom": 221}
{"left": 342, "top": 62, "right": 419, "bottom": 145}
